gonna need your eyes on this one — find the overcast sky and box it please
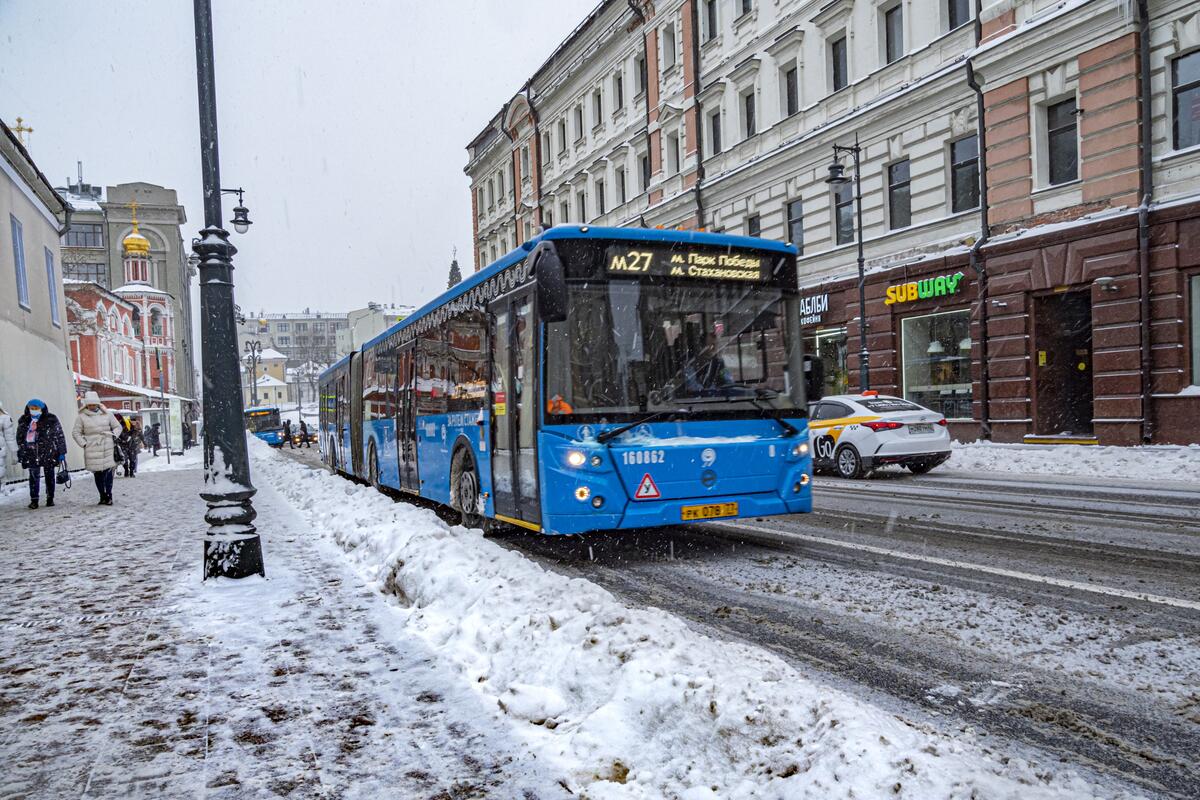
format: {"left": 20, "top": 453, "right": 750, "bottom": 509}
{"left": 0, "top": 0, "right": 593, "bottom": 315}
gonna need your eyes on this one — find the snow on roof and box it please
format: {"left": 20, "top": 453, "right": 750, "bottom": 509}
{"left": 73, "top": 372, "right": 194, "bottom": 403}
{"left": 244, "top": 347, "right": 287, "bottom": 361}
{"left": 64, "top": 195, "right": 103, "bottom": 212}
{"left": 250, "top": 374, "right": 288, "bottom": 388}
{"left": 112, "top": 283, "right": 171, "bottom": 296}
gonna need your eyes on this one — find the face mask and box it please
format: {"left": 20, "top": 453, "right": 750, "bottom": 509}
{"left": 30, "top": 410, "right": 41, "bottom": 419}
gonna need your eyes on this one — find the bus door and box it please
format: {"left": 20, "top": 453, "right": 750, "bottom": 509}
{"left": 349, "top": 352, "right": 364, "bottom": 477}
{"left": 489, "top": 290, "right": 541, "bottom": 526}
{"left": 397, "top": 343, "right": 419, "bottom": 491}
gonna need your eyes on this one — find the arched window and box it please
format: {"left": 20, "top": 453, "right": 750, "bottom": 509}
{"left": 108, "top": 312, "right": 118, "bottom": 331}
{"left": 131, "top": 308, "right": 142, "bottom": 336}
{"left": 150, "top": 308, "right": 164, "bottom": 337}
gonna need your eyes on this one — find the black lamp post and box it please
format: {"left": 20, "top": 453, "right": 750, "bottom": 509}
{"left": 192, "top": 0, "right": 264, "bottom": 579}
{"left": 826, "top": 134, "right": 870, "bottom": 393}
{"left": 244, "top": 340, "right": 263, "bottom": 407}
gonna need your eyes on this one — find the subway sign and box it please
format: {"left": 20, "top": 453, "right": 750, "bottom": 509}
{"left": 885, "top": 271, "right": 965, "bottom": 306}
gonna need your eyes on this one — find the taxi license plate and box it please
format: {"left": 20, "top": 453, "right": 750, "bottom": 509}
{"left": 681, "top": 502, "right": 739, "bottom": 521}
{"left": 908, "top": 423, "right": 933, "bottom": 434}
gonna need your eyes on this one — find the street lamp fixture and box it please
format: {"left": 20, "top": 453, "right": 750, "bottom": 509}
{"left": 221, "top": 187, "right": 253, "bottom": 234}
{"left": 825, "top": 134, "right": 870, "bottom": 392}
{"left": 244, "top": 340, "right": 263, "bottom": 407}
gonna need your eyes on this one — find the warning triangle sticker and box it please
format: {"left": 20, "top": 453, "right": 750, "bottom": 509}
{"left": 634, "top": 473, "right": 661, "bottom": 500}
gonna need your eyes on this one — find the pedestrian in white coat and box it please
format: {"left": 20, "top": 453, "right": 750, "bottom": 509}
{"left": 72, "top": 391, "right": 122, "bottom": 505}
{"left": 0, "top": 401, "right": 17, "bottom": 469}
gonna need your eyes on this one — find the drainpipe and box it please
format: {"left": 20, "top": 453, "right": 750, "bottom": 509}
{"left": 630, "top": 0, "right": 652, "bottom": 204}
{"left": 967, "top": 1, "right": 992, "bottom": 440}
{"left": 527, "top": 85, "right": 545, "bottom": 230}
{"left": 689, "top": 0, "right": 706, "bottom": 228}
{"left": 1136, "top": 0, "right": 1155, "bottom": 443}
{"left": 501, "top": 102, "right": 519, "bottom": 245}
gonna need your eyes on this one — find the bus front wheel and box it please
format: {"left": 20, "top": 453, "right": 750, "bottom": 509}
{"left": 451, "top": 449, "right": 483, "bottom": 530}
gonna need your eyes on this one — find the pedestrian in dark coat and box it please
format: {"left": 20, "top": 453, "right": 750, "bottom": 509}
{"left": 147, "top": 423, "right": 162, "bottom": 457}
{"left": 16, "top": 399, "right": 67, "bottom": 509}
{"left": 299, "top": 419, "right": 311, "bottom": 448}
{"left": 116, "top": 414, "right": 139, "bottom": 477}
{"left": 283, "top": 419, "right": 294, "bottom": 449}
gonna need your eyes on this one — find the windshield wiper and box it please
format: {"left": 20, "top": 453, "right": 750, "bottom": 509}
{"left": 723, "top": 392, "right": 800, "bottom": 438}
{"left": 596, "top": 408, "right": 688, "bottom": 444}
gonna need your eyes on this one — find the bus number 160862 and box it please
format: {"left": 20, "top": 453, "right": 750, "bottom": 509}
{"left": 621, "top": 450, "right": 665, "bottom": 465}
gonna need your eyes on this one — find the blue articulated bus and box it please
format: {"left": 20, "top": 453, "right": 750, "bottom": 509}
{"left": 245, "top": 406, "right": 286, "bottom": 446}
{"left": 318, "top": 226, "right": 812, "bottom": 534}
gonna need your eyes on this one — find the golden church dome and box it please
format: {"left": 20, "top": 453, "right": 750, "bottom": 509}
{"left": 123, "top": 229, "right": 151, "bottom": 255}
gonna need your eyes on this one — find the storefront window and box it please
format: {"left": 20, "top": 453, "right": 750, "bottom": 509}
{"left": 901, "top": 310, "right": 972, "bottom": 418}
{"left": 804, "top": 327, "right": 849, "bottom": 400}
{"left": 1191, "top": 275, "right": 1200, "bottom": 384}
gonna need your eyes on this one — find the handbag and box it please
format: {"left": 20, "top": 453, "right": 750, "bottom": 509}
{"left": 56, "top": 463, "right": 72, "bottom": 488}
{"left": 113, "top": 438, "right": 125, "bottom": 465}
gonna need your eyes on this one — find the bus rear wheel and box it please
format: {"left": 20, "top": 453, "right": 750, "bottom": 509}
{"left": 451, "top": 449, "right": 483, "bottom": 529}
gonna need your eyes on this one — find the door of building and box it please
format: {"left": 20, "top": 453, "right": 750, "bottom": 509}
{"left": 1034, "top": 291, "right": 1093, "bottom": 435}
{"left": 488, "top": 291, "right": 541, "bottom": 526}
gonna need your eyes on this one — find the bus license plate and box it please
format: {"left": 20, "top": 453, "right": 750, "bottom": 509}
{"left": 681, "top": 502, "right": 739, "bottom": 521}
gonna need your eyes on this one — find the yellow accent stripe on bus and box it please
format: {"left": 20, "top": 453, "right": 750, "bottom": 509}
{"left": 494, "top": 513, "right": 542, "bottom": 533}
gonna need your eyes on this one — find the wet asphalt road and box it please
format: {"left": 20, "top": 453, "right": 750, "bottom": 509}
{"left": 286, "top": 445, "right": 1200, "bottom": 798}
{"left": 495, "top": 469, "right": 1200, "bottom": 799}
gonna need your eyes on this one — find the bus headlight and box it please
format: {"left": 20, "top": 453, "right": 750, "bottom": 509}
{"left": 575, "top": 486, "right": 591, "bottom": 501}
{"left": 791, "top": 442, "right": 809, "bottom": 457}
{"left": 567, "top": 450, "right": 586, "bottom": 467}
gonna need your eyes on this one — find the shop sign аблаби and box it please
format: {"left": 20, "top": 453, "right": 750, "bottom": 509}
{"left": 885, "top": 271, "right": 965, "bottom": 306}
{"left": 799, "top": 292, "right": 828, "bottom": 324}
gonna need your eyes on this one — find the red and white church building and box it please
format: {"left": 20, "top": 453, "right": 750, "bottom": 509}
{"left": 64, "top": 213, "right": 184, "bottom": 412}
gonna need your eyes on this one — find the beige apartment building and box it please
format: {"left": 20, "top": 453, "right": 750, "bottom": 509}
{"left": 465, "top": 0, "right": 1200, "bottom": 445}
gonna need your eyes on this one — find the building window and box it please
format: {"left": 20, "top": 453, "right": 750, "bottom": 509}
{"left": 593, "top": 90, "right": 603, "bottom": 127}
{"left": 10, "top": 214, "right": 28, "bottom": 310}
{"left": 950, "top": 135, "right": 980, "bottom": 212}
{"left": 883, "top": 4, "right": 904, "bottom": 65}
{"left": 541, "top": 133, "right": 551, "bottom": 164}
{"left": 640, "top": 154, "right": 652, "bottom": 191}
{"left": 901, "top": 310, "right": 972, "bottom": 418}
{"left": 276, "top": 322, "right": 290, "bottom": 331}
{"left": 662, "top": 22, "right": 677, "bottom": 71}
{"left": 574, "top": 105, "right": 584, "bottom": 141}
{"left": 64, "top": 261, "right": 107, "bottom": 284}
{"left": 557, "top": 120, "right": 567, "bottom": 153}
{"left": 476, "top": 188, "right": 485, "bottom": 218}
{"left": 888, "top": 159, "right": 911, "bottom": 229}
{"left": 614, "top": 72, "right": 625, "bottom": 110}
{"left": 497, "top": 168, "right": 505, "bottom": 198}
{"left": 488, "top": 179, "right": 496, "bottom": 208}
{"left": 1191, "top": 275, "right": 1200, "bottom": 383}
{"left": 830, "top": 34, "right": 848, "bottom": 92}
{"left": 704, "top": 0, "right": 718, "bottom": 42}
{"left": 708, "top": 110, "right": 722, "bottom": 155}
{"left": 150, "top": 309, "right": 164, "bottom": 337}
{"left": 666, "top": 132, "right": 681, "bottom": 175}
{"left": 616, "top": 167, "right": 627, "bottom": 203}
{"left": 740, "top": 0, "right": 753, "bottom": 15}
{"left": 786, "top": 198, "right": 804, "bottom": 253}
{"left": 44, "top": 248, "right": 60, "bottom": 327}
{"left": 295, "top": 322, "right": 308, "bottom": 331}
{"left": 742, "top": 90, "right": 756, "bottom": 138}
{"left": 64, "top": 223, "right": 104, "bottom": 248}
{"left": 279, "top": 335, "right": 290, "bottom": 346}
{"left": 577, "top": 189, "right": 587, "bottom": 221}
{"left": 746, "top": 214, "right": 761, "bottom": 237}
{"left": 834, "top": 183, "right": 854, "bottom": 245}
{"left": 560, "top": 199, "right": 570, "bottom": 224}
{"left": 948, "top": 0, "right": 970, "bottom": 30}
{"left": 520, "top": 146, "right": 530, "bottom": 179}
{"left": 1046, "top": 98, "right": 1079, "bottom": 186}
{"left": 1172, "top": 51, "right": 1200, "bottom": 150}
{"left": 596, "top": 179, "right": 606, "bottom": 215}
{"left": 636, "top": 54, "right": 647, "bottom": 95}
{"left": 783, "top": 64, "right": 799, "bottom": 117}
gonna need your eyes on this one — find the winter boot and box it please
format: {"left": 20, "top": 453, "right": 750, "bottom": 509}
{"left": 45, "top": 497, "right": 54, "bottom": 507}
{"left": 28, "top": 499, "right": 38, "bottom": 509}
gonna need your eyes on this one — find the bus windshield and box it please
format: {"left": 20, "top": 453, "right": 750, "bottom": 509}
{"left": 545, "top": 279, "right": 804, "bottom": 421}
{"left": 245, "top": 408, "right": 282, "bottom": 432}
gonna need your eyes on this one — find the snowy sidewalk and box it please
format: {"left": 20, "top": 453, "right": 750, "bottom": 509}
{"left": 0, "top": 467, "right": 567, "bottom": 799}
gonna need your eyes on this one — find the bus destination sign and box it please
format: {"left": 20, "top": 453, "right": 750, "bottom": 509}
{"left": 605, "top": 245, "right": 765, "bottom": 282}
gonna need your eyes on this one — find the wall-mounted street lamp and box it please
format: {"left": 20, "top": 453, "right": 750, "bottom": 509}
{"left": 826, "top": 134, "right": 869, "bottom": 392}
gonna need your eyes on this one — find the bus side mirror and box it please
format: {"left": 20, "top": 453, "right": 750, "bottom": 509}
{"left": 533, "top": 242, "right": 568, "bottom": 323}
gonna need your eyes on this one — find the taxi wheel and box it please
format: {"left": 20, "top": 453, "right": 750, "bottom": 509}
{"left": 835, "top": 444, "right": 867, "bottom": 479}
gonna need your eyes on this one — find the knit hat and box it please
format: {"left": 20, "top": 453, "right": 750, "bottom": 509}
{"left": 82, "top": 391, "right": 101, "bottom": 406}
{"left": 26, "top": 398, "right": 46, "bottom": 410}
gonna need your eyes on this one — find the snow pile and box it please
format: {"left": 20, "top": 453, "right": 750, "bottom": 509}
{"left": 137, "top": 446, "right": 203, "bottom": 473}
{"left": 950, "top": 441, "right": 1200, "bottom": 483}
{"left": 250, "top": 441, "right": 1125, "bottom": 799}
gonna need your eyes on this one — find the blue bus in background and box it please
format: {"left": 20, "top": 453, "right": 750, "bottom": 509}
{"left": 245, "top": 406, "right": 286, "bottom": 447}
{"left": 319, "top": 226, "right": 812, "bottom": 534}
